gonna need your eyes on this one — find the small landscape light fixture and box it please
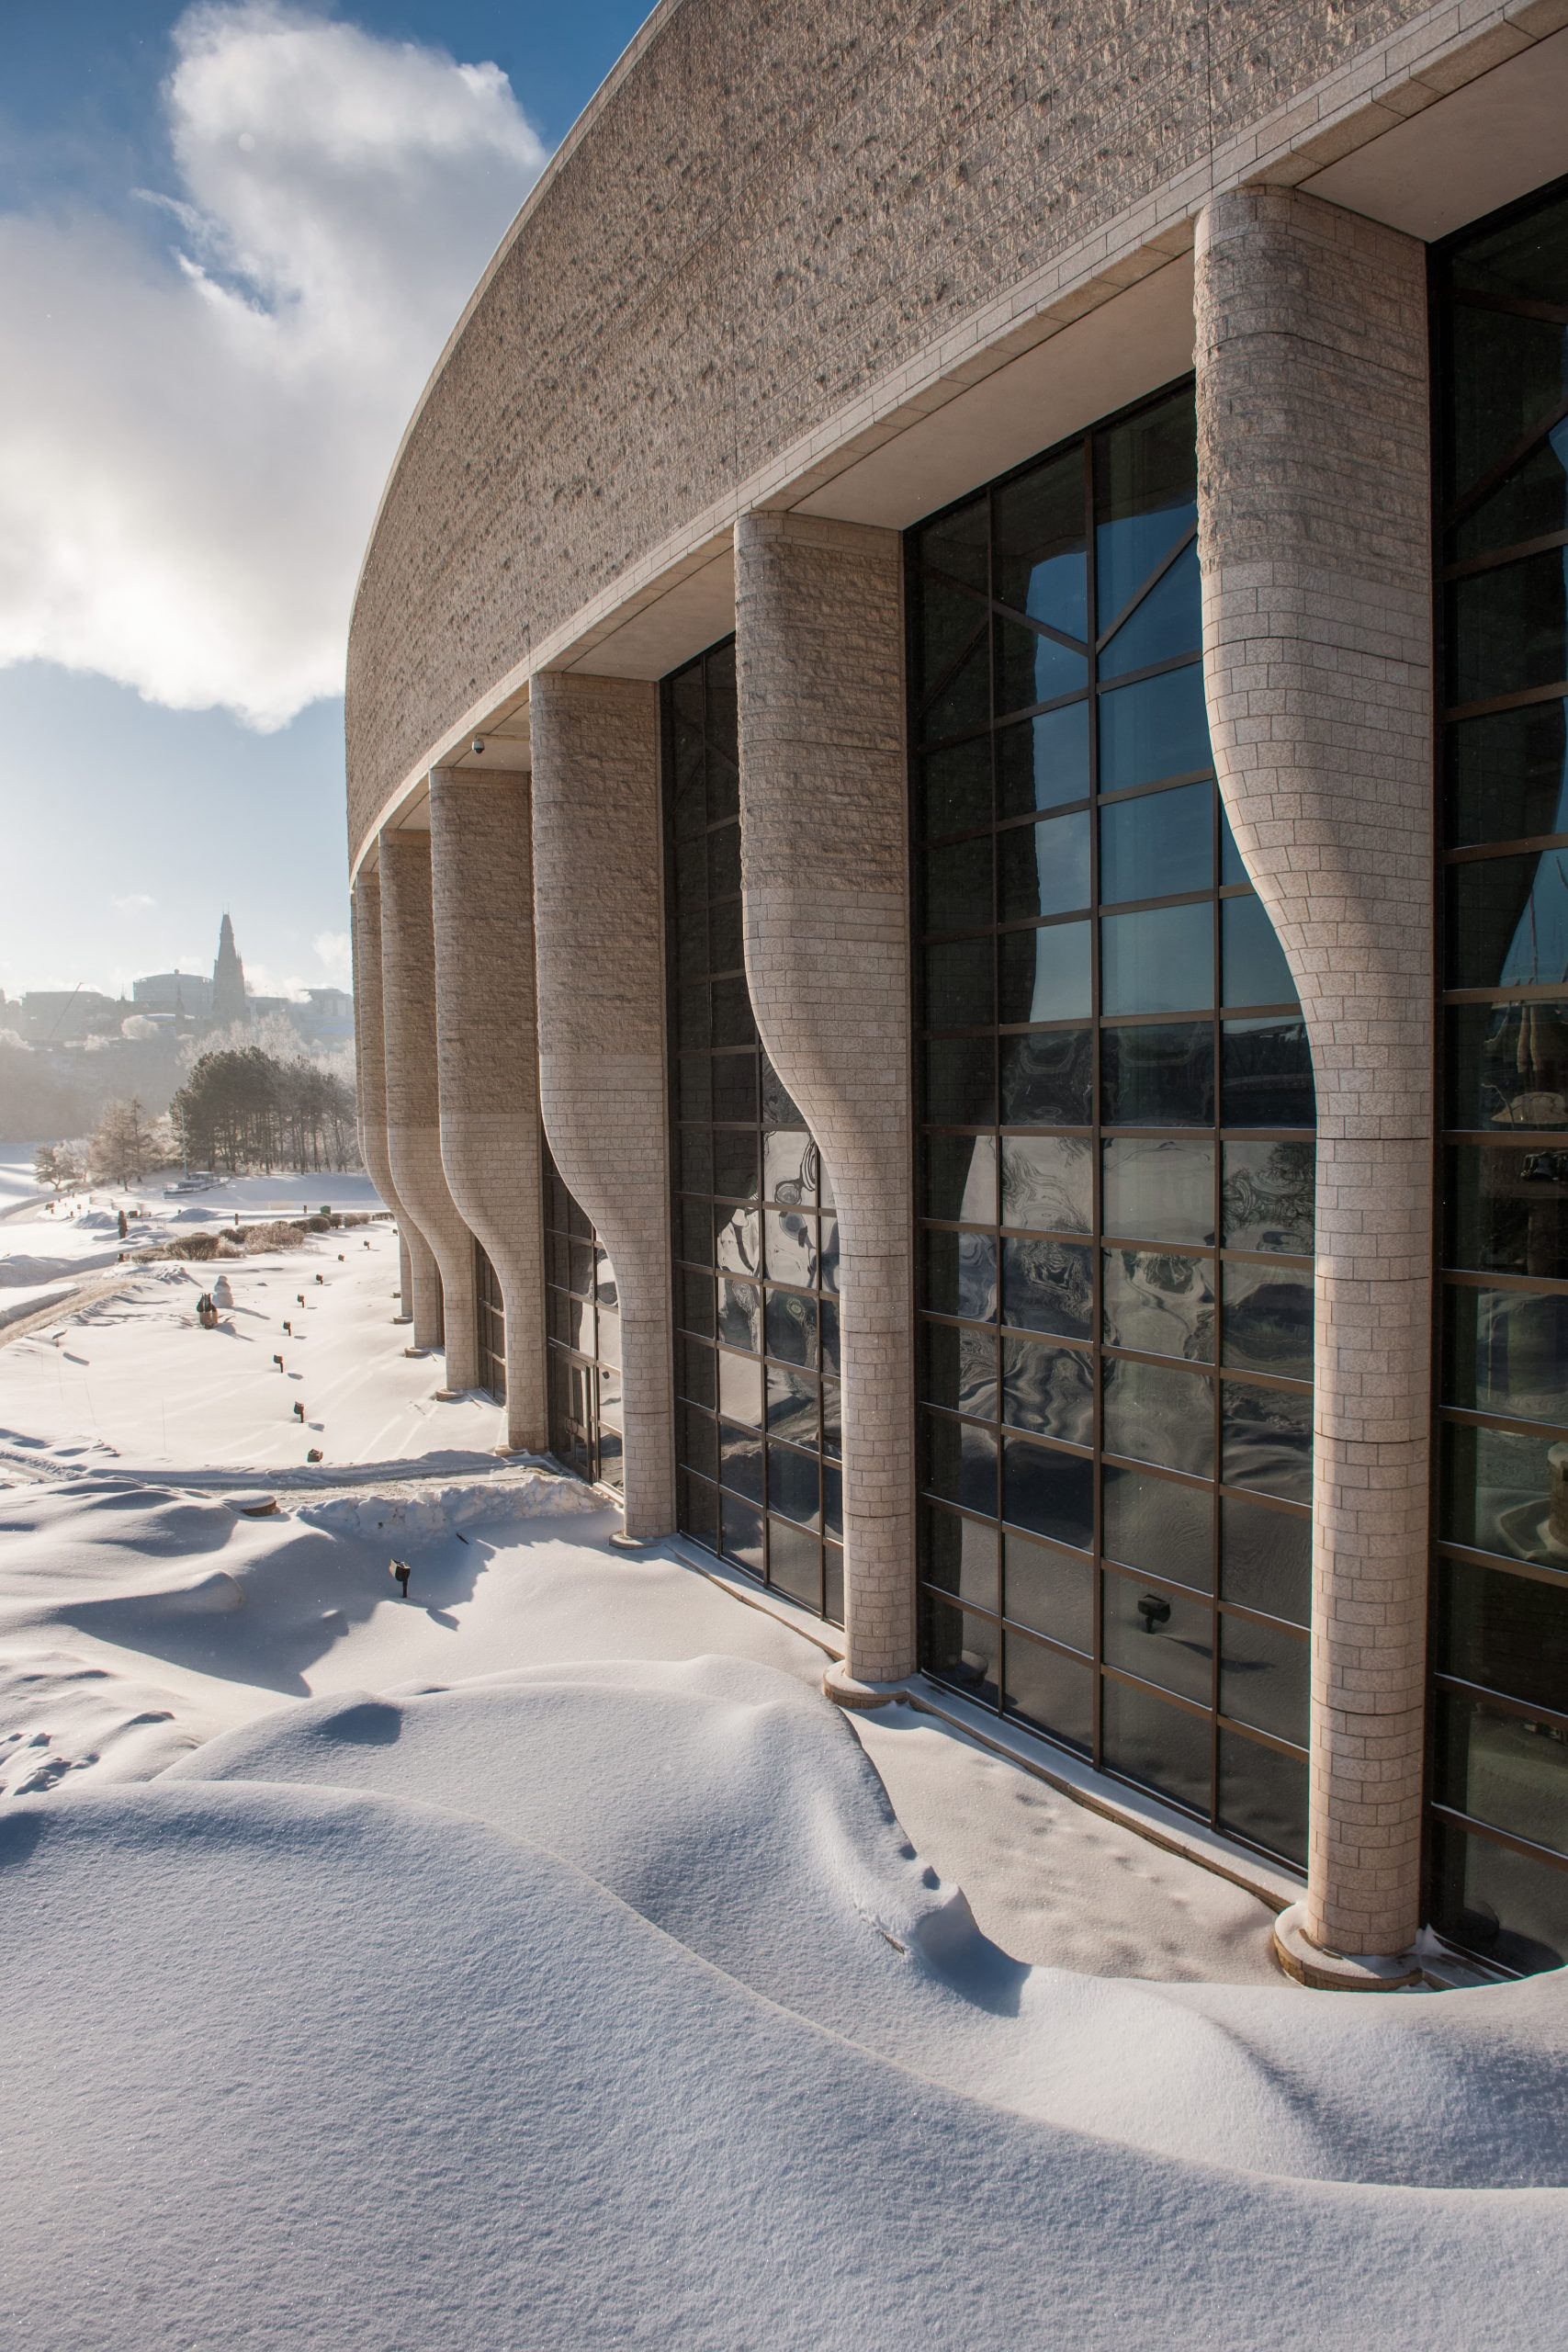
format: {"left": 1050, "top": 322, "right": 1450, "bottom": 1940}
{"left": 306, "top": 1447, "right": 323, "bottom": 1464}
{"left": 315, "top": 1273, "right": 324, "bottom": 1286}
{"left": 273, "top": 1353, "right": 284, "bottom": 1371}
{"left": 292, "top": 1401, "right": 305, "bottom": 1421}
{"left": 283, "top": 1319, "right": 292, "bottom": 1336}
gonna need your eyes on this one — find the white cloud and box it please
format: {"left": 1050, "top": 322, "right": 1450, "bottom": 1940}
{"left": 0, "top": 4, "right": 546, "bottom": 729}
{"left": 112, "top": 892, "right": 159, "bottom": 913}
{"left": 311, "top": 928, "right": 352, "bottom": 987}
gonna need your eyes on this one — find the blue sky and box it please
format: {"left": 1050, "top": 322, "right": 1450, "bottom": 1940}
{"left": 0, "top": 3, "right": 652, "bottom": 1002}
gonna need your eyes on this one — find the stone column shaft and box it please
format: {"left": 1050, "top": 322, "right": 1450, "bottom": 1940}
{"left": 352, "top": 860, "right": 438, "bottom": 1335}
{"left": 736, "top": 512, "right": 915, "bottom": 1683}
{"left": 528, "top": 673, "right": 675, "bottom": 1538}
{"left": 1196, "top": 187, "right": 1433, "bottom": 1965}
{"left": 429, "top": 767, "right": 549, "bottom": 1452}
{"left": 378, "top": 829, "right": 480, "bottom": 1392}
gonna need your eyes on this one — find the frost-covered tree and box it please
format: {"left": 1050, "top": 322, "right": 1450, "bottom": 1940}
{"left": 87, "top": 1098, "right": 159, "bottom": 1187}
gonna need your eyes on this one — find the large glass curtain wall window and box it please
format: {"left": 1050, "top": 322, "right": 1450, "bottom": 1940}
{"left": 474, "top": 1238, "right": 506, "bottom": 1404}
{"left": 543, "top": 1147, "right": 622, "bottom": 1492}
{"left": 1433, "top": 178, "right": 1568, "bottom": 1973}
{"left": 664, "top": 639, "right": 843, "bottom": 1625}
{"left": 910, "top": 381, "right": 1316, "bottom": 1867}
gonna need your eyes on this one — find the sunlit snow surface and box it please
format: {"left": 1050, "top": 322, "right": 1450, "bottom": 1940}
{"left": 1, "top": 1169, "right": 1564, "bottom": 2346}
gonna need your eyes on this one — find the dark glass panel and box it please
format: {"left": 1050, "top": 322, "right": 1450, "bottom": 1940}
{"left": 678, "top": 1403, "right": 718, "bottom": 1484}
{"left": 917, "top": 571, "right": 991, "bottom": 698}
{"left": 760, "top": 1056, "right": 802, "bottom": 1130}
{"left": 1442, "top": 1283, "right": 1568, "bottom": 1425}
{"left": 1447, "top": 548, "right": 1568, "bottom": 707}
{"left": 925, "top": 1036, "right": 997, "bottom": 1126}
{"left": 1444, "top": 1000, "right": 1568, "bottom": 1132}
{"left": 922, "top": 735, "right": 993, "bottom": 837}
{"left": 922, "top": 632, "right": 991, "bottom": 743}
{"left": 680, "top": 1471, "right": 719, "bottom": 1551}
{"left": 1094, "top": 387, "right": 1197, "bottom": 629}
{"left": 706, "top": 752, "right": 739, "bottom": 827}
{"left": 711, "top": 1051, "right": 759, "bottom": 1125}
{"left": 1446, "top": 298, "right": 1568, "bottom": 501}
{"left": 717, "top": 1277, "right": 762, "bottom": 1353}
{"left": 711, "top": 975, "right": 756, "bottom": 1048}
{"left": 1453, "top": 418, "right": 1568, "bottom": 566}
{"left": 822, "top": 1375, "right": 841, "bottom": 1457}
{"left": 918, "top": 495, "right": 988, "bottom": 590}
{"left": 1220, "top": 806, "right": 1248, "bottom": 886}
{"left": 996, "top": 701, "right": 1091, "bottom": 818}
{"left": 923, "top": 938, "right": 995, "bottom": 1029}
{"left": 762, "top": 1205, "right": 816, "bottom": 1289}
{"left": 923, "top": 1501, "right": 1000, "bottom": 1611}
{"left": 716, "top": 1347, "right": 762, "bottom": 1429}
{"left": 678, "top": 1122, "right": 714, "bottom": 1196}
{"left": 992, "top": 447, "right": 1087, "bottom": 639}
{"left": 1438, "top": 1555, "right": 1568, "bottom": 1713}
{"left": 999, "top": 1026, "right": 1094, "bottom": 1125}
{"left": 1220, "top": 1611, "right": 1308, "bottom": 1747}
{"left": 1221, "top": 1497, "right": 1311, "bottom": 1625}
{"left": 676, "top": 1334, "right": 716, "bottom": 1408}
{"left": 821, "top": 1299, "right": 841, "bottom": 1375}
{"left": 1448, "top": 196, "right": 1568, "bottom": 304}
{"left": 1102, "top": 1464, "right": 1213, "bottom": 1591}
{"left": 1446, "top": 849, "right": 1568, "bottom": 989}
{"left": 713, "top": 1204, "right": 760, "bottom": 1277}
{"left": 1001, "top": 1238, "right": 1093, "bottom": 1339}
{"left": 768, "top": 1442, "right": 821, "bottom": 1529}
{"left": 1445, "top": 1143, "right": 1568, "bottom": 1278}
{"left": 1100, "top": 535, "right": 1201, "bottom": 681}
{"left": 1102, "top": 1022, "right": 1214, "bottom": 1126}
{"left": 921, "top": 1592, "right": 1000, "bottom": 1707}
{"left": 678, "top": 1053, "right": 713, "bottom": 1121}
{"left": 1429, "top": 1815, "right": 1568, "bottom": 1973}
{"left": 719, "top": 1421, "right": 765, "bottom": 1504}
{"left": 1447, "top": 700, "right": 1568, "bottom": 849}
{"left": 765, "top": 1286, "right": 818, "bottom": 1368}
{"left": 921, "top": 1135, "right": 998, "bottom": 1225}
{"left": 1102, "top": 1136, "right": 1215, "bottom": 1245}
{"left": 823, "top": 1465, "right": 843, "bottom": 1541}
{"left": 998, "top": 808, "right": 1092, "bottom": 922}
{"left": 1004, "top": 1630, "right": 1094, "bottom": 1751}
{"left": 995, "top": 615, "right": 1089, "bottom": 717}
{"left": 679, "top": 1267, "right": 716, "bottom": 1337}
{"left": 706, "top": 822, "right": 741, "bottom": 904}
{"left": 1222, "top": 1017, "right": 1315, "bottom": 1128}
{"left": 1222, "top": 893, "right": 1298, "bottom": 1009}
{"left": 1102, "top": 1248, "right": 1215, "bottom": 1362}
{"left": 1004, "top": 1530, "right": 1095, "bottom": 1653}
{"left": 768, "top": 1516, "right": 823, "bottom": 1610}
{"left": 818, "top": 1216, "right": 840, "bottom": 1296}
{"left": 708, "top": 897, "right": 743, "bottom": 974}
{"left": 1101, "top": 1675, "right": 1211, "bottom": 1814}
{"left": 920, "top": 1317, "right": 998, "bottom": 1419}
{"left": 1223, "top": 1263, "right": 1314, "bottom": 1382}
{"left": 998, "top": 919, "right": 1092, "bottom": 1023}
{"left": 1104, "top": 1568, "right": 1213, "bottom": 1706}
{"left": 922, "top": 834, "right": 993, "bottom": 934}
{"left": 721, "top": 1490, "right": 766, "bottom": 1577}
{"left": 1102, "top": 1356, "right": 1215, "bottom": 1477}
{"left": 999, "top": 1134, "right": 1093, "bottom": 1233}
{"left": 711, "top": 1129, "right": 760, "bottom": 1205}
{"left": 705, "top": 642, "right": 737, "bottom": 755}
{"left": 1099, "top": 663, "right": 1213, "bottom": 793}
{"left": 1100, "top": 903, "right": 1215, "bottom": 1017}
{"left": 765, "top": 1362, "right": 820, "bottom": 1448}
{"left": 1439, "top": 1421, "right": 1568, "bottom": 1565}
{"left": 1001, "top": 1438, "right": 1095, "bottom": 1551}
{"left": 1100, "top": 781, "right": 1213, "bottom": 905}
{"left": 1222, "top": 1380, "right": 1314, "bottom": 1505}
{"left": 825, "top": 1544, "right": 844, "bottom": 1624}
{"left": 1217, "top": 1731, "right": 1308, "bottom": 1867}
{"left": 676, "top": 982, "right": 709, "bottom": 1050}
{"left": 1223, "top": 1139, "right": 1314, "bottom": 1254}
{"left": 1435, "top": 1689, "right": 1568, "bottom": 1857}
{"left": 923, "top": 1410, "right": 999, "bottom": 1516}
{"left": 1000, "top": 1334, "right": 1095, "bottom": 1443}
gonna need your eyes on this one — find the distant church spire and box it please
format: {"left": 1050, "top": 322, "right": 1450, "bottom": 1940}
{"left": 212, "top": 910, "right": 248, "bottom": 1026}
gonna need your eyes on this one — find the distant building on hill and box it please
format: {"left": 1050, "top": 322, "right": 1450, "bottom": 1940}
{"left": 211, "top": 912, "right": 248, "bottom": 1027}
{"left": 133, "top": 970, "right": 214, "bottom": 1019}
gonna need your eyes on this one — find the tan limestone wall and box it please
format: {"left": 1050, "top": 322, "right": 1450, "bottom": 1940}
{"left": 528, "top": 673, "right": 675, "bottom": 1537}
{"left": 429, "top": 767, "right": 549, "bottom": 1451}
{"left": 351, "top": 859, "right": 436, "bottom": 1330}
{"left": 736, "top": 512, "right": 914, "bottom": 1681}
{"left": 1195, "top": 186, "right": 1433, "bottom": 1958}
{"left": 378, "top": 831, "right": 480, "bottom": 1389}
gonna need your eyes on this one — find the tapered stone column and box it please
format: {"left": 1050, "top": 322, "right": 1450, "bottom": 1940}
{"left": 378, "top": 829, "right": 480, "bottom": 1392}
{"left": 528, "top": 673, "right": 675, "bottom": 1538}
{"left": 429, "top": 766, "right": 548, "bottom": 1452}
{"left": 736, "top": 513, "right": 915, "bottom": 1686}
{"left": 1196, "top": 188, "right": 1433, "bottom": 1981}
{"left": 351, "top": 859, "right": 437, "bottom": 1333}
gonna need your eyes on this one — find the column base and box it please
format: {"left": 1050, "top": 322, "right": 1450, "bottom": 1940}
{"left": 432, "top": 1386, "right": 465, "bottom": 1402}
{"left": 607, "top": 1530, "right": 651, "bottom": 1552}
{"left": 822, "top": 1660, "right": 908, "bottom": 1712}
{"left": 1271, "top": 1901, "right": 1424, "bottom": 1991}
{"left": 402, "top": 1346, "right": 430, "bottom": 1359}
{"left": 392, "top": 1314, "right": 413, "bottom": 1326}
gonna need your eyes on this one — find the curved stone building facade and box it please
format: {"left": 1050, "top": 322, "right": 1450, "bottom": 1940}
{"left": 347, "top": 0, "right": 1568, "bottom": 1984}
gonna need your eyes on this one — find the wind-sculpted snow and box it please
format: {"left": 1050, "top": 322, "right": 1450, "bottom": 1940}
{"left": 164, "top": 1661, "right": 1568, "bottom": 2193}
{"left": 2, "top": 1778, "right": 1563, "bottom": 2352}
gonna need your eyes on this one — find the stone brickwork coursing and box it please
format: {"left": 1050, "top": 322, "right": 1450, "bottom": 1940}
{"left": 378, "top": 831, "right": 480, "bottom": 1390}
{"left": 736, "top": 513, "right": 914, "bottom": 1682}
{"left": 346, "top": 0, "right": 1478, "bottom": 856}
{"left": 352, "top": 859, "right": 436, "bottom": 1332}
{"left": 528, "top": 673, "right": 675, "bottom": 1539}
{"left": 1196, "top": 187, "right": 1433, "bottom": 1959}
{"left": 429, "top": 767, "right": 549, "bottom": 1452}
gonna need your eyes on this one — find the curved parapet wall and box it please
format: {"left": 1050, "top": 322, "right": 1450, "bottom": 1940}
{"left": 347, "top": 0, "right": 1457, "bottom": 860}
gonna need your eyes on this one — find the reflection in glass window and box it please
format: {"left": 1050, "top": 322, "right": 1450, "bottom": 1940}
{"left": 911, "top": 380, "right": 1314, "bottom": 1862}
{"left": 543, "top": 1150, "right": 623, "bottom": 1494}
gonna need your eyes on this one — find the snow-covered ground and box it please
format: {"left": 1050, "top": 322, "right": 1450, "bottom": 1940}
{"left": 2, "top": 1152, "right": 1564, "bottom": 2346}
